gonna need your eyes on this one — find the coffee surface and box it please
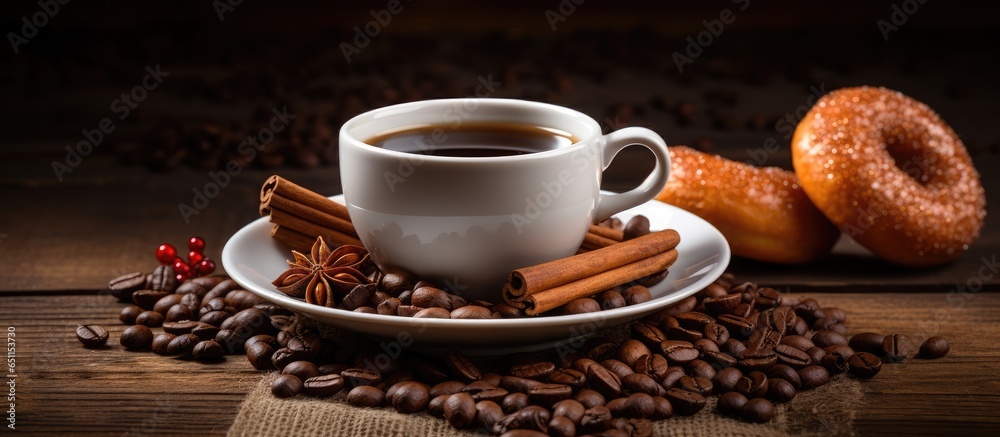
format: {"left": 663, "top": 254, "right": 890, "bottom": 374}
{"left": 366, "top": 122, "right": 578, "bottom": 157}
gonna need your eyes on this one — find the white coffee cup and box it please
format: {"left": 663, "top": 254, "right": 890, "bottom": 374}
{"left": 340, "top": 98, "right": 670, "bottom": 302}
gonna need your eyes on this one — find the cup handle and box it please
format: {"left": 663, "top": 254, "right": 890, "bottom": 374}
{"left": 593, "top": 127, "right": 671, "bottom": 222}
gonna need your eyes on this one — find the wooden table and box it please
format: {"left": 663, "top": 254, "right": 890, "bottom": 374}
{"left": 2, "top": 158, "right": 998, "bottom": 435}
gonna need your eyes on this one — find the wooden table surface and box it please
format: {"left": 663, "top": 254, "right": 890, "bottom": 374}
{"left": 1, "top": 158, "right": 998, "bottom": 436}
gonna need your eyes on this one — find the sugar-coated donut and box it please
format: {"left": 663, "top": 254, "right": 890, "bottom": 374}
{"left": 657, "top": 146, "right": 840, "bottom": 264}
{"left": 792, "top": 86, "right": 985, "bottom": 266}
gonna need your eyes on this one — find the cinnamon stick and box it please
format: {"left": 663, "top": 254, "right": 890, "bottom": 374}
{"left": 524, "top": 249, "right": 678, "bottom": 316}
{"left": 588, "top": 224, "right": 623, "bottom": 242}
{"left": 265, "top": 192, "right": 357, "bottom": 237}
{"left": 269, "top": 208, "right": 364, "bottom": 248}
{"left": 581, "top": 232, "right": 620, "bottom": 251}
{"left": 260, "top": 175, "right": 352, "bottom": 224}
{"left": 270, "top": 225, "right": 317, "bottom": 252}
{"left": 504, "top": 229, "right": 680, "bottom": 302}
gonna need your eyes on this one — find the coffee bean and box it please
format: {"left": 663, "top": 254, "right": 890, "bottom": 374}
{"left": 528, "top": 383, "right": 572, "bottom": 407}
{"left": 283, "top": 361, "right": 320, "bottom": 381}
{"left": 502, "top": 392, "right": 531, "bottom": 414}
{"left": 411, "top": 286, "right": 453, "bottom": 310}
{"left": 443, "top": 392, "right": 476, "bottom": 429}
{"left": 379, "top": 273, "right": 414, "bottom": 295}
{"left": 175, "top": 281, "right": 207, "bottom": 298}
{"left": 303, "top": 374, "right": 345, "bottom": 397}
{"left": 621, "top": 392, "right": 655, "bottom": 419}
{"left": 246, "top": 342, "right": 276, "bottom": 370}
{"left": 848, "top": 332, "right": 885, "bottom": 354}
{"left": 622, "top": 373, "right": 666, "bottom": 396}
{"left": 667, "top": 325, "right": 704, "bottom": 343}
{"left": 390, "top": 381, "right": 430, "bottom": 414}
{"left": 109, "top": 272, "right": 146, "bottom": 301}
{"left": 881, "top": 334, "right": 911, "bottom": 363}
{"left": 586, "top": 363, "right": 623, "bottom": 398}
{"left": 75, "top": 325, "right": 109, "bottom": 348}
{"left": 689, "top": 359, "right": 718, "bottom": 380}
{"left": 745, "top": 326, "right": 782, "bottom": 355}
{"left": 192, "top": 339, "right": 224, "bottom": 360}
{"left": 450, "top": 305, "right": 492, "bottom": 319}
{"left": 704, "top": 294, "right": 742, "bottom": 315}
{"left": 346, "top": 385, "right": 385, "bottom": 407}
{"left": 674, "top": 312, "right": 716, "bottom": 331}
{"left": 147, "top": 266, "right": 177, "bottom": 292}
{"left": 703, "top": 323, "right": 730, "bottom": 345}
{"left": 780, "top": 335, "right": 815, "bottom": 352}
{"left": 446, "top": 351, "right": 482, "bottom": 382}
{"left": 717, "top": 314, "right": 756, "bottom": 339}
{"left": 740, "top": 398, "right": 775, "bottom": 423}
{"left": 463, "top": 380, "right": 508, "bottom": 403}
{"left": 430, "top": 381, "right": 466, "bottom": 397}
{"left": 722, "top": 338, "right": 747, "bottom": 358}
{"left": 617, "top": 339, "right": 651, "bottom": 367}
{"left": 510, "top": 361, "right": 556, "bottom": 380}
{"left": 601, "top": 359, "right": 634, "bottom": 379}
{"left": 660, "top": 340, "right": 698, "bottom": 364}
{"left": 664, "top": 388, "right": 706, "bottom": 415}
{"left": 712, "top": 367, "right": 743, "bottom": 394}
{"left": 676, "top": 376, "right": 713, "bottom": 396}
{"left": 789, "top": 317, "right": 809, "bottom": 336}
{"left": 756, "top": 308, "right": 787, "bottom": 333}
{"left": 493, "top": 405, "right": 550, "bottom": 434}
{"left": 623, "top": 286, "right": 652, "bottom": 305}
{"left": 798, "top": 365, "right": 830, "bottom": 389}
{"left": 548, "top": 368, "right": 586, "bottom": 389}
{"left": 342, "top": 368, "right": 382, "bottom": 388}
{"left": 119, "top": 305, "right": 143, "bottom": 325}
{"left": 598, "top": 290, "right": 627, "bottom": 311}
{"left": 120, "top": 325, "right": 153, "bottom": 350}
{"left": 500, "top": 376, "right": 544, "bottom": 393}
{"left": 812, "top": 330, "right": 848, "bottom": 348}
{"left": 756, "top": 287, "right": 781, "bottom": 308}
{"left": 806, "top": 346, "right": 826, "bottom": 365}
{"left": 563, "top": 298, "right": 601, "bottom": 314}
{"left": 737, "top": 353, "right": 777, "bottom": 372}
{"left": 774, "top": 344, "right": 812, "bottom": 368}
{"left": 216, "top": 329, "right": 245, "bottom": 354}
{"left": 135, "top": 310, "right": 165, "bottom": 327}
{"left": 162, "top": 320, "right": 200, "bottom": 335}
{"left": 848, "top": 352, "right": 882, "bottom": 379}
{"left": 152, "top": 333, "right": 176, "bottom": 355}
{"left": 660, "top": 366, "right": 686, "bottom": 389}
{"left": 579, "top": 406, "right": 613, "bottom": 433}
{"left": 766, "top": 378, "right": 796, "bottom": 403}
{"left": 633, "top": 354, "right": 669, "bottom": 380}
{"left": 191, "top": 323, "right": 220, "bottom": 341}
{"left": 718, "top": 392, "right": 749, "bottom": 418}
{"left": 552, "top": 399, "right": 586, "bottom": 424}
{"left": 204, "top": 279, "right": 240, "bottom": 303}
{"left": 166, "top": 333, "right": 199, "bottom": 356}
{"left": 624, "top": 215, "right": 651, "bottom": 240}
{"left": 631, "top": 323, "right": 667, "bottom": 349}
{"left": 735, "top": 371, "right": 768, "bottom": 398}
{"left": 220, "top": 308, "right": 271, "bottom": 341}
{"left": 547, "top": 415, "right": 576, "bottom": 437}
{"left": 153, "top": 294, "right": 184, "bottom": 315}
{"left": 574, "top": 389, "right": 606, "bottom": 409}
{"left": 132, "top": 290, "right": 171, "bottom": 311}
{"left": 765, "top": 364, "right": 802, "bottom": 389}
{"left": 413, "top": 307, "right": 451, "bottom": 318}
{"left": 200, "top": 310, "right": 230, "bottom": 327}
{"left": 476, "top": 400, "right": 505, "bottom": 430}
{"left": 919, "top": 336, "right": 950, "bottom": 359}
{"left": 272, "top": 374, "right": 303, "bottom": 398}
{"left": 703, "top": 350, "right": 737, "bottom": 369}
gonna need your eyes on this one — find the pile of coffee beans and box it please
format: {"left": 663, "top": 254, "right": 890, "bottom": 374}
{"left": 79, "top": 268, "right": 950, "bottom": 436}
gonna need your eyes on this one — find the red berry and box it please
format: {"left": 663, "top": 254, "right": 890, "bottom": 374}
{"left": 196, "top": 259, "right": 216, "bottom": 276}
{"left": 172, "top": 259, "right": 192, "bottom": 277}
{"left": 188, "top": 251, "right": 204, "bottom": 266}
{"left": 188, "top": 237, "right": 206, "bottom": 254}
{"left": 156, "top": 244, "right": 177, "bottom": 265}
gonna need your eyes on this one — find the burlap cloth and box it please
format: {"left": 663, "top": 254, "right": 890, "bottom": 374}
{"left": 227, "top": 371, "right": 860, "bottom": 437}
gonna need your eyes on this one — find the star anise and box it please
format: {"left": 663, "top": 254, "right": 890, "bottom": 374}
{"left": 271, "top": 237, "right": 372, "bottom": 307}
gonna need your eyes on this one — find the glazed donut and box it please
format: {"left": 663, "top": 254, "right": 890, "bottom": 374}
{"left": 657, "top": 146, "right": 840, "bottom": 264}
{"left": 792, "top": 86, "right": 985, "bottom": 266}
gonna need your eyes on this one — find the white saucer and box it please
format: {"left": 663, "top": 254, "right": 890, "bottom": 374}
{"left": 222, "top": 195, "right": 730, "bottom": 354}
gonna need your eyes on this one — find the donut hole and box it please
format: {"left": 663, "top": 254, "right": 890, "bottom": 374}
{"left": 884, "top": 133, "right": 934, "bottom": 186}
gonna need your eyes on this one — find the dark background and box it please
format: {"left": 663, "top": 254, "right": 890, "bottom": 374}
{"left": 1, "top": 0, "right": 998, "bottom": 290}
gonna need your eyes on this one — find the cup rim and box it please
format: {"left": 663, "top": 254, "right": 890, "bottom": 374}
{"left": 339, "top": 98, "right": 603, "bottom": 162}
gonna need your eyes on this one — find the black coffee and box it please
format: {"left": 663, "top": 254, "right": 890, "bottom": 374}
{"left": 366, "top": 122, "right": 578, "bottom": 157}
